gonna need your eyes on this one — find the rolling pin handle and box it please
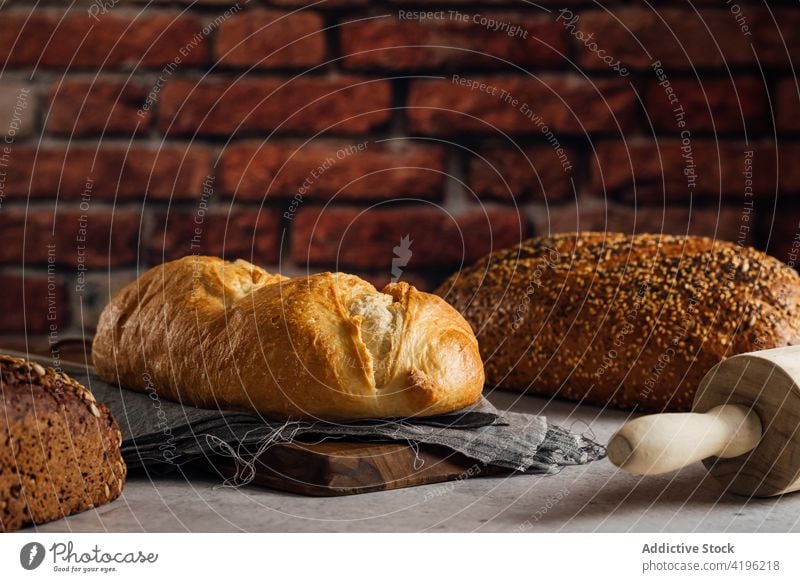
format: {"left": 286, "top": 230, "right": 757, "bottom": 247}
{"left": 608, "top": 404, "right": 762, "bottom": 475}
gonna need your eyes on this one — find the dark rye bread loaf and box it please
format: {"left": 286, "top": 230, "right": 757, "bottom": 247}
{"left": 437, "top": 232, "right": 800, "bottom": 412}
{"left": 0, "top": 355, "right": 126, "bottom": 532}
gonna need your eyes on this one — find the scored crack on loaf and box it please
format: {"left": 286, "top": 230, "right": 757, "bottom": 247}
{"left": 436, "top": 232, "right": 800, "bottom": 413}
{"left": 0, "top": 355, "right": 126, "bottom": 532}
{"left": 92, "top": 256, "right": 485, "bottom": 420}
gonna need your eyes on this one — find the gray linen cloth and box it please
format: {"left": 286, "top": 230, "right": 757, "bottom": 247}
{"left": 73, "top": 370, "right": 605, "bottom": 486}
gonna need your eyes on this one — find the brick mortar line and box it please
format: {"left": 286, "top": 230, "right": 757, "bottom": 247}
{"left": 19, "top": 133, "right": 790, "bottom": 146}
{"left": 1, "top": 197, "right": 785, "bottom": 209}
{"left": 9, "top": 135, "right": 800, "bottom": 147}
{"left": 15, "top": 68, "right": 800, "bottom": 80}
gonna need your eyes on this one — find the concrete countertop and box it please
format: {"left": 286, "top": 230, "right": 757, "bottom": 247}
{"left": 24, "top": 390, "right": 800, "bottom": 533}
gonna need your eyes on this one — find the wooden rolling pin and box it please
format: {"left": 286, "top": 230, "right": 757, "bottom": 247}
{"left": 608, "top": 345, "right": 800, "bottom": 497}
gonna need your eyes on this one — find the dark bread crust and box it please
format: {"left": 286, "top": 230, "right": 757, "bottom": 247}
{"left": 437, "top": 232, "right": 800, "bottom": 412}
{"left": 0, "top": 355, "right": 126, "bottom": 532}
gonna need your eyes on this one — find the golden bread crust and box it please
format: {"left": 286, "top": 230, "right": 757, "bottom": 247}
{"left": 92, "top": 256, "right": 484, "bottom": 420}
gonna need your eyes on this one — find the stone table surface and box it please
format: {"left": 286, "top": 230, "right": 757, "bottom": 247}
{"left": 23, "top": 390, "right": 800, "bottom": 533}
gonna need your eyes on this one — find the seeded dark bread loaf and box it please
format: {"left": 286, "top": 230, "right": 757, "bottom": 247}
{"left": 92, "top": 256, "right": 484, "bottom": 420}
{"left": 0, "top": 355, "right": 126, "bottom": 532}
{"left": 436, "top": 232, "right": 800, "bottom": 412}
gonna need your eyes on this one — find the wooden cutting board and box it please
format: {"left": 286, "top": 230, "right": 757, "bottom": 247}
{"left": 3, "top": 344, "right": 502, "bottom": 496}
{"left": 210, "top": 440, "right": 501, "bottom": 496}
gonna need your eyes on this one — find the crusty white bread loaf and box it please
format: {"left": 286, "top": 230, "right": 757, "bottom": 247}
{"left": 437, "top": 232, "right": 800, "bottom": 413}
{"left": 92, "top": 256, "right": 484, "bottom": 420}
{"left": 0, "top": 355, "right": 126, "bottom": 532}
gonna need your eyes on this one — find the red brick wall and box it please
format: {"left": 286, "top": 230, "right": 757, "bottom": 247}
{"left": 0, "top": 0, "right": 798, "bottom": 342}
